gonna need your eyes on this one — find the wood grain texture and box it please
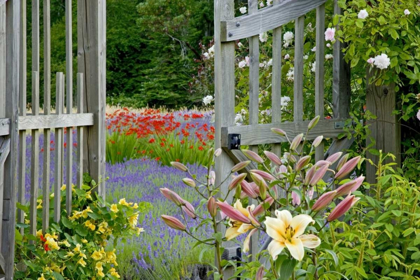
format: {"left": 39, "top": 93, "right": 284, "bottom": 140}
{"left": 214, "top": 0, "right": 235, "bottom": 276}
{"left": 366, "top": 71, "right": 400, "bottom": 184}
{"left": 3, "top": 0, "right": 20, "bottom": 277}
{"left": 221, "top": 0, "right": 326, "bottom": 41}
{"left": 78, "top": 0, "right": 107, "bottom": 199}
{"left": 0, "top": 138, "right": 10, "bottom": 263}
{"left": 77, "top": 73, "right": 84, "bottom": 188}
{"left": 315, "top": 4, "right": 325, "bottom": 162}
{"left": 29, "top": 72, "right": 40, "bottom": 239}
{"left": 54, "top": 73, "right": 64, "bottom": 223}
{"left": 32, "top": 0, "right": 39, "bottom": 72}
{"left": 18, "top": 113, "right": 94, "bottom": 130}
{"left": 332, "top": 0, "right": 350, "bottom": 120}
{"left": 0, "top": 4, "right": 5, "bottom": 118}
{"left": 0, "top": 119, "right": 8, "bottom": 136}
{"left": 293, "top": 16, "right": 305, "bottom": 122}
{"left": 223, "top": 119, "right": 345, "bottom": 146}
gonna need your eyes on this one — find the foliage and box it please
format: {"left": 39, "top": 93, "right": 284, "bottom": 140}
{"left": 161, "top": 117, "right": 367, "bottom": 279}
{"left": 14, "top": 180, "right": 151, "bottom": 279}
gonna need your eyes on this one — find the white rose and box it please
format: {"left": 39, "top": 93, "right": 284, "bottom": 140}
{"left": 358, "top": 9, "right": 369, "bottom": 19}
{"left": 202, "top": 95, "right": 214, "bottom": 105}
{"left": 404, "top": 9, "right": 410, "bottom": 15}
{"left": 325, "top": 54, "right": 333, "bottom": 60}
{"left": 259, "top": 32, "right": 268, "bottom": 43}
{"left": 238, "top": 60, "right": 247, "bottom": 68}
{"left": 373, "top": 53, "right": 390, "bottom": 70}
{"left": 239, "top": 7, "right": 247, "bottom": 14}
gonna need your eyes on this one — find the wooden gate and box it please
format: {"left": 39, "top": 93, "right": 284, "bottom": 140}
{"left": 0, "top": 0, "right": 106, "bottom": 278}
{"left": 214, "top": 0, "right": 351, "bottom": 269}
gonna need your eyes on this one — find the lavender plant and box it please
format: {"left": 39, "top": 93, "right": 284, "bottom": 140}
{"left": 161, "top": 116, "right": 366, "bottom": 279}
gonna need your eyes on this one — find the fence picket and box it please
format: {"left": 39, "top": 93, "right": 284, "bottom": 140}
{"left": 66, "top": 0, "right": 73, "bottom": 214}
{"left": 77, "top": 73, "right": 84, "bottom": 188}
{"left": 293, "top": 16, "right": 305, "bottom": 122}
{"left": 54, "top": 73, "right": 64, "bottom": 222}
{"left": 29, "top": 72, "right": 40, "bottom": 239}
{"left": 315, "top": 4, "right": 325, "bottom": 161}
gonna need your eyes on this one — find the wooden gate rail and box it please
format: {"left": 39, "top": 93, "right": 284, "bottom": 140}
{"left": 0, "top": 120, "right": 9, "bottom": 137}
{"left": 18, "top": 114, "right": 94, "bottom": 130}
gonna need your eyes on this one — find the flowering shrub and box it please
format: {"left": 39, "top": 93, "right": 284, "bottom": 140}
{"left": 161, "top": 117, "right": 367, "bottom": 279}
{"left": 15, "top": 180, "right": 151, "bottom": 279}
{"left": 106, "top": 108, "right": 214, "bottom": 165}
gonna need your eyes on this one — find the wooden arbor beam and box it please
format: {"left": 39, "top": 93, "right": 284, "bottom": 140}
{"left": 77, "top": 0, "right": 106, "bottom": 199}
{"left": 220, "top": 0, "right": 327, "bottom": 42}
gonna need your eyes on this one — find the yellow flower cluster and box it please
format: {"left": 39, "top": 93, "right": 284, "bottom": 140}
{"left": 44, "top": 233, "right": 60, "bottom": 251}
{"left": 69, "top": 206, "right": 93, "bottom": 221}
{"left": 72, "top": 243, "right": 88, "bottom": 267}
{"left": 84, "top": 220, "right": 96, "bottom": 231}
{"left": 37, "top": 199, "right": 43, "bottom": 209}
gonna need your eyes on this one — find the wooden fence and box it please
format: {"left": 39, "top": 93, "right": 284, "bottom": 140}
{"left": 0, "top": 0, "right": 106, "bottom": 278}
{"left": 214, "top": 0, "right": 351, "bottom": 273}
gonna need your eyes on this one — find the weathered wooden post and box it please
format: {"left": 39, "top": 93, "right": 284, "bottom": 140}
{"left": 365, "top": 71, "right": 400, "bottom": 183}
{"left": 2, "top": 0, "right": 20, "bottom": 278}
{"left": 77, "top": 0, "right": 107, "bottom": 198}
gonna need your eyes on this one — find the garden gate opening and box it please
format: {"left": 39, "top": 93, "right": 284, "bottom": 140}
{"left": 214, "top": 0, "right": 352, "bottom": 270}
{"left": 0, "top": 0, "right": 106, "bottom": 278}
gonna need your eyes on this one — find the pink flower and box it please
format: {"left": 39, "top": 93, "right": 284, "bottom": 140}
{"left": 312, "top": 190, "right": 337, "bottom": 211}
{"left": 291, "top": 191, "right": 301, "bottom": 206}
{"left": 324, "top": 28, "right": 336, "bottom": 42}
{"left": 161, "top": 215, "right": 186, "bottom": 231}
{"left": 367, "top": 57, "right": 374, "bottom": 64}
{"left": 327, "top": 195, "right": 360, "bottom": 221}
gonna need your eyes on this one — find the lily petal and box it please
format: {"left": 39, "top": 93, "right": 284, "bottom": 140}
{"left": 285, "top": 238, "right": 305, "bottom": 261}
{"left": 225, "top": 226, "right": 242, "bottom": 240}
{"left": 275, "top": 210, "right": 293, "bottom": 226}
{"left": 267, "top": 240, "right": 285, "bottom": 260}
{"left": 237, "top": 223, "right": 254, "bottom": 234}
{"left": 243, "top": 228, "right": 258, "bottom": 253}
{"left": 264, "top": 217, "right": 287, "bottom": 242}
{"left": 290, "top": 214, "right": 314, "bottom": 237}
{"left": 234, "top": 200, "right": 249, "bottom": 217}
{"left": 300, "top": 234, "right": 321, "bottom": 249}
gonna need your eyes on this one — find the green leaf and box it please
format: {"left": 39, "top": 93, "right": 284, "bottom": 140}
{"left": 411, "top": 251, "right": 420, "bottom": 260}
{"left": 388, "top": 29, "right": 399, "bottom": 40}
{"left": 355, "top": 20, "right": 363, "bottom": 29}
{"left": 353, "top": 266, "right": 368, "bottom": 278}
{"left": 52, "top": 272, "right": 65, "bottom": 280}
{"left": 279, "top": 259, "right": 298, "bottom": 280}
{"left": 61, "top": 216, "right": 73, "bottom": 229}
{"left": 75, "top": 226, "right": 88, "bottom": 237}
{"left": 378, "top": 16, "right": 387, "bottom": 25}
{"left": 385, "top": 223, "right": 394, "bottom": 233}
{"left": 325, "top": 249, "right": 339, "bottom": 267}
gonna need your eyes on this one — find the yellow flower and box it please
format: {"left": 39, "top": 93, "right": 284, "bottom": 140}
{"left": 118, "top": 198, "right": 130, "bottom": 206}
{"left": 61, "top": 185, "right": 66, "bottom": 191}
{"left": 24, "top": 219, "right": 30, "bottom": 224}
{"left": 84, "top": 220, "right": 96, "bottom": 231}
{"left": 38, "top": 274, "right": 46, "bottom": 280}
{"left": 66, "top": 251, "right": 75, "bottom": 258}
{"left": 110, "top": 204, "right": 119, "bottom": 213}
{"left": 82, "top": 239, "right": 88, "bottom": 244}
{"left": 136, "top": 227, "right": 144, "bottom": 235}
{"left": 105, "top": 249, "right": 118, "bottom": 266}
{"left": 77, "top": 257, "right": 87, "bottom": 267}
{"left": 109, "top": 267, "right": 120, "bottom": 278}
{"left": 59, "top": 239, "right": 71, "bottom": 247}
{"left": 132, "top": 203, "right": 138, "bottom": 209}
{"left": 51, "top": 263, "right": 61, "bottom": 272}
{"left": 36, "top": 229, "right": 43, "bottom": 238}
{"left": 79, "top": 252, "right": 87, "bottom": 259}
{"left": 96, "top": 262, "right": 105, "bottom": 278}
{"left": 225, "top": 200, "right": 255, "bottom": 241}
{"left": 128, "top": 214, "right": 139, "bottom": 228}
{"left": 86, "top": 191, "right": 92, "bottom": 200}
{"left": 264, "top": 210, "right": 320, "bottom": 261}
{"left": 91, "top": 250, "right": 104, "bottom": 261}
{"left": 82, "top": 206, "right": 93, "bottom": 218}
{"left": 74, "top": 243, "right": 82, "bottom": 253}
{"left": 97, "top": 222, "right": 108, "bottom": 234}
{"left": 45, "top": 236, "right": 60, "bottom": 250}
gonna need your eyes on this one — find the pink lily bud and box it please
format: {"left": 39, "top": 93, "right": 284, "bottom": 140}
{"left": 171, "top": 162, "right": 188, "bottom": 172}
{"left": 335, "top": 156, "right": 361, "bottom": 180}
{"left": 335, "top": 175, "right": 365, "bottom": 197}
{"left": 214, "top": 148, "right": 222, "bottom": 157}
{"left": 315, "top": 160, "right": 331, "bottom": 167}
{"left": 240, "top": 180, "right": 258, "bottom": 198}
{"left": 216, "top": 201, "right": 251, "bottom": 224}
{"left": 271, "top": 128, "right": 287, "bottom": 137}
{"left": 307, "top": 187, "right": 314, "bottom": 199}
{"left": 264, "top": 151, "right": 282, "bottom": 166}
{"left": 327, "top": 195, "right": 360, "bottom": 222}
{"left": 278, "top": 165, "right": 288, "bottom": 178}
{"left": 207, "top": 197, "right": 217, "bottom": 217}
{"left": 336, "top": 153, "right": 350, "bottom": 171}
{"left": 250, "top": 170, "right": 276, "bottom": 181}
{"left": 308, "top": 115, "right": 320, "bottom": 130}
{"left": 161, "top": 215, "right": 186, "bottom": 231}
{"left": 288, "top": 154, "right": 297, "bottom": 164}
{"left": 232, "top": 161, "right": 251, "bottom": 173}
{"left": 326, "top": 152, "right": 343, "bottom": 164}
{"left": 253, "top": 197, "right": 274, "bottom": 216}
{"left": 290, "top": 133, "right": 304, "bottom": 151}
{"left": 182, "top": 200, "right": 196, "bottom": 219}
{"left": 291, "top": 190, "right": 301, "bottom": 206}
{"left": 182, "top": 178, "right": 196, "bottom": 188}
{"left": 295, "top": 155, "right": 311, "bottom": 172}
{"left": 309, "top": 164, "right": 329, "bottom": 186}
{"left": 304, "top": 166, "right": 316, "bottom": 185}
{"left": 311, "top": 190, "right": 337, "bottom": 211}
{"left": 250, "top": 172, "right": 268, "bottom": 199}
{"left": 246, "top": 206, "right": 260, "bottom": 226}
{"left": 229, "top": 173, "right": 248, "bottom": 190}
{"left": 208, "top": 171, "right": 216, "bottom": 186}
{"left": 312, "top": 136, "right": 323, "bottom": 148}
{"left": 160, "top": 188, "right": 183, "bottom": 206}
{"left": 243, "top": 150, "right": 264, "bottom": 163}
{"left": 249, "top": 182, "right": 259, "bottom": 194}
{"left": 256, "top": 266, "right": 265, "bottom": 280}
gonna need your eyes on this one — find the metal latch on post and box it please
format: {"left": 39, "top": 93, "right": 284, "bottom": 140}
{"left": 228, "top": 134, "right": 241, "bottom": 150}
{"left": 334, "top": 121, "right": 346, "bottom": 129}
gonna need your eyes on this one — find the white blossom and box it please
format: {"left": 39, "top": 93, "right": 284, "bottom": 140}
{"left": 238, "top": 42, "right": 243, "bottom": 48}
{"left": 307, "top": 22, "right": 314, "bottom": 32}
{"left": 208, "top": 45, "right": 215, "bottom": 58}
{"left": 325, "top": 54, "right": 333, "bottom": 60}
{"left": 324, "top": 28, "right": 336, "bottom": 42}
{"left": 259, "top": 62, "right": 266, "bottom": 68}
{"left": 203, "top": 95, "right": 214, "bottom": 105}
{"left": 284, "top": 54, "right": 290, "bottom": 60}
{"left": 358, "top": 9, "right": 369, "bottom": 19}
{"left": 286, "top": 68, "right": 294, "bottom": 81}
{"left": 311, "top": 61, "right": 316, "bottom": 73}
{"left": 373, "top": 53, "right": 390, "bottom": 70}
{"left": 238, "top": 60, "right": 247, "bottom": 68}
{"left": 404, "top": 9, "right": 410, "bottom": 15}
{"left": 267, "top": 58, "right": 273, "bottom": 66}
{"left": 259, "top": 32, "right": 268, "bottom": 43}
{"left": 283, "top": 31, "right": 294, "bottom": 45}
{"left": 266, "top": 0, "right": 272, "bottom": 6}
{"left": 303, "top": 55, "right": 309, "bottom": 60}
{"left": 203, "top": 52, "right": 210, "bottom": 60}
{"left": 241, "top": 109, "right": 247, "bottom": 115}
{"left": 367, "top": 57, "right": 374, "bottom": 64}
{"left": 281, "top": 96, "right": 291, "bottom": 108}
{"left": 311, "top": 46, "right": 316, "bottom": 52}
{"left": 326, "top": 43, "right": 331, "bottom": 48}
{"left": 259, "top": 2, "right": 264, "bottom": 7}
{"left": 239, "top": 6, "right": 247, "bottom": 14}
{"left": 235, "top": 113, "right": 244, "bottom": 124}
{"left": 417, "top": 110, "right": 420, "bottom": 121}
